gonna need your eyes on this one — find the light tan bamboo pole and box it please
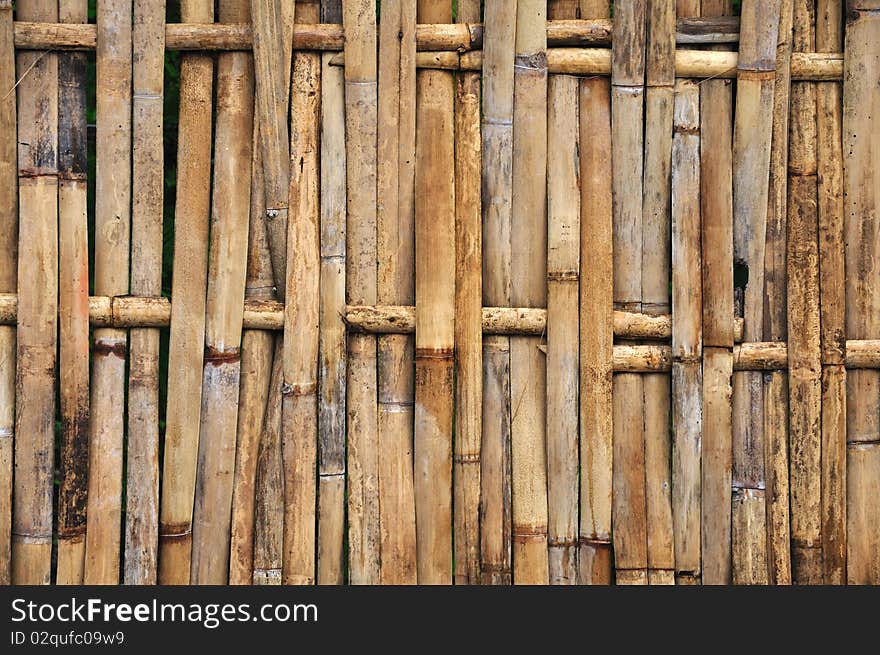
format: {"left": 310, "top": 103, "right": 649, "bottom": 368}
{"left": 190, "top": 0, "right": 254, "bottom": 585}
{"left": 82, "top": 0, "right": 131, "bottom": 585}
{"left": 125, "top": 0, "right": 165, "bottom": 586}
{"left": 0, "top": 0, "right": 15, "bottom": 586}
{"left": 762, "top": 0, "right": 793, "bottom": 586}
{"left": 158, "top": 0, "right": 214, "bottom": 585}
{"left": 509, "top": 0, "right": 549, "bottom": 586}
{"left": 280, "top": 0, "right": 321, "bottom": 586}
{"left": 671, "top": 78, "right": 702, "bottom": 586}
{"left": 480, "top": 0, "right": 515, "bottom": 586}
{"left": 577, "top": 0, "right": 613, "bottom": 586}
{"left": 730, "top": 0, "right": 781, "bottom": 585}
{"left": 700, "top": 0, "right": 735, "bottom": 585}
{"left": 414, "top": 0, "right": 455, "bottom": 585}
{"left": 816, "top": 0, "right": 846, "bottom": 586}
{"left": 376, "top": 0, "right": 417, "bottom": 585}
{"left": 453, "top": 0, "right": 482, "bottom": 586}
{"left": 610, "top": 0, "right": 648, "bottom": 586}
{"left": 55, "top": 0, "right": 89, "bottom": 586}
{"left": 843, "top": 0, "right": 880, "bottom": 585}
{"left": 344, "top": 0, "right": 380, "bottom": 584}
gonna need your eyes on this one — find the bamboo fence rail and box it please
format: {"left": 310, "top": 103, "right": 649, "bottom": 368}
{"left": 1, "top": 0, "right": 878, "bottom": 586}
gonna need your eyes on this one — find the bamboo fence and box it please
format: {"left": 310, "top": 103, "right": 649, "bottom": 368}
{"left": 1, "top": 0, "right": 877, "bottom": 585}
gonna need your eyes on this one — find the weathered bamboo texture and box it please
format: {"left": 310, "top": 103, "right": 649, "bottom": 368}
{"left": 191, "top": 0, "right": 254, "bottom": 585}
{"left": 843, "top": 1, "right": 880, "bottom": 585}
{"left": 611, "top": 0, "right": 648, "bottom": 586}
{"left": 281, "top": 0, "right": 321, "bottom": 586}
{"left": 546, "top": 0, "right": 579, "bottom": 586}
{"left": 125, "top": 0, "right": 165, "bottom": 586}
{"left": 54, "top": 0, "right": 89, "bottom": 586}
{"left": 0, "top": 0, "right": 15, "bottom": 586}
{"left": 82, "top": 0, "right": 130, "bottom": 586}
{"left": 480, "top": 0, "right": 515, "bottom": 586}
{"left": 344, "top": 0, "right": 380, "bottom": 584}
{"left": 700, "top": 0, "right": 735, "bottom": 586}
{"left": 730, "top": 0, "right": 781, "bottom": 585}
{"left": 377, "top": 0, "right": 417, "bottom": 585}
{"left": 510, "top": 0, "right": 549, "bottom": 586}
{"left": 158, "top": 0, "right": 214, "bottom": 585}
{"left": 816, "top": 0, "right": 846, "bottom": 586}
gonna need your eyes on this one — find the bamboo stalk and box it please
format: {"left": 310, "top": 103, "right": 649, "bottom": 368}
{"left": 158, "top": 0, "right": 214, "bottom": 585}
{"left": 376, "top": 0, "right": 417, "bottom": 585}
{"left": 453, "top": 0, "right": 482, "bottom": 586}
{"left": 125, "top": 0, "right": 165, "bottom": 586}
{"left": 843, "top": 0, "right": 880, "bottom": 585}
{"left": 344, "top": 0, "right": 380, "bottom": 584}
{"left": 480, "top": 1, "right": 516, "bottom": 585}
{"left": 578, "top": 0, "right": 614, "bottom": 587}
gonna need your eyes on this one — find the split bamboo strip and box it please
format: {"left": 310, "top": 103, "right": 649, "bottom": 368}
{"left": 82, "top": 0, "right": 131, "bottom": 585}
{"left": 125, "top": 0, "right": 165, "bottom": 586}
{"left": 453, "top": 0, "right": 482, "bottom": 586}
{"left": 479, "top": 0, "right": 515, "bottom": 586}
{"left": 377, "top": 0, "right": 417, "bottom": 585}
{"left": 611, "top": 0, "right": 648, "bottom": 586}
{"left": 12, "top": 0, "right": 57, "bottom": 586}
{"left": 578, "top": 0, "right": 613, "bottom": 587}
{"left": 671, "top": 78, "right": 701, "bottom": 585}
{"left": 816, "top": 0, "right": 846, "bottom": 586}
{"left": 56, "top": 0, "right": 89, "bottom": 586}
{"left": 843, "top": 1, "right": 880, "bottom": 585}
{"left": 191, "top": 0, "right": 254, "bottom": 585}
{"left": 546, "top": 0, "right": 579, "bottom": 586}
{"left": 0, "top": 0, "right": 15, "bottom": 585}
{"left": 343, "top": 0, "right": 380, "bottom": 584}
{"left": 158, "top": 0, "right": 214, "bottom": 585}
{"left": 281, "top": 0, "right": 321, "bottom": 586}
{"left": 510, "top": 0, "right": 548, "bottom": 586}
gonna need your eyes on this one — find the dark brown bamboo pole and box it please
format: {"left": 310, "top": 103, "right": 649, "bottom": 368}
{"left": 125, "top": 0, "right": 165, "bottom": 586}
{"left": 479, "top": 0, "right": 515, "bottom": 587}
{"left": 158, "top": 0, "right": 214, "bottom": 585}
{"left": 453, "top": 0, "right": 482, "bottom": 586}
{"left": 376, "top": 0, "right": 417, "bottom": 585}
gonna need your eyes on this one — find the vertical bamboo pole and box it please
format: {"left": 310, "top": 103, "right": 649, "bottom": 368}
{"left": 377, "top": 0, "right": 417, "bottom": 585}
{"left": 344, "top": 0, "right": 380, "bottom": 584}
{"left": 453, "top": 0, "right": 482, "bottom": 587}
{"left": 578, "top": 0, "right": 613, "bottom": 586}
{"left": 126, "top": 0, "right": 166, "bottom": 586}
{"left": 731, "top": 0, "right": 781, "bottom": 585}
{"left": 12, "top": 0, "right": 56, "bottom": 585}
{"left": 611, "top": 0, "right": 648, "bottom": 586}
{"left": 415, "top": 0, "right": 456, "bottom": 585}
{"left": 55, "top": 0, "right": 89, "bottom": 586}
{"left": 480, "top": 0, "right": 516, "bottom": 586}
{"left": 191, "top": 0, "right": 254, "bottom": 585}
{"left": 843, "top": 0, "right": 880, "bottom": 585}
{"left": 816, "top": 0, "right": 846, "bottom": 586}
{"left": 546, "top": 0, "right": 579, "bottom": 586}
{"left": 158, "top": 0, "right": 214, "bottom": 585}
{"left": 281, "top": 0, "right": 321, "bottom": 586}
{"left": 0, "top": 0, "right": 16, "bottom": 585}
{"left": 316, "top": 0, "right": 347, "bottom": 585}
{"left": 671, "top": 78, "right": 702, "bottom": 586}
{"left": 83, "top": 0, "right": 131, "bottom": 585}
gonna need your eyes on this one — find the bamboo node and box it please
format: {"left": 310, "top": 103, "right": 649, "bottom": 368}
{"left": 204, "top": 346, "right": 241, "bottom": 366}
{"left": 92, "top": 339, "right": 127, "bottom": 359}
{"left": 415, "top": 347, "right": 454, "bottom": 359}
{"left": 281, "top": 382, "right": 317, "bottom": 396}
{"left": 514, "top": 52, "right": 548, "bottom": 71}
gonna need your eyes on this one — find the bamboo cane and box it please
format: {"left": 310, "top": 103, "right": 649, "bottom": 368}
{"left": 480, "top": 0, "right": 516, "bottom": 586}
{"left": 376, "top": 0, "right": 417, "bottom": 585}
{"left": 125, "top": 0, "right": 165, "bottom": 586}
{"left": 158, "top": 0, "right": 214, "bottom": 585}
{"left": 344, "top": 0, "right": 380, "bottom": 584}
{"left": 843, "top": 0, "right": 880, "bottom": 585}
{"left": 0, "top": 0, "right": 15, "bottom": 586}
